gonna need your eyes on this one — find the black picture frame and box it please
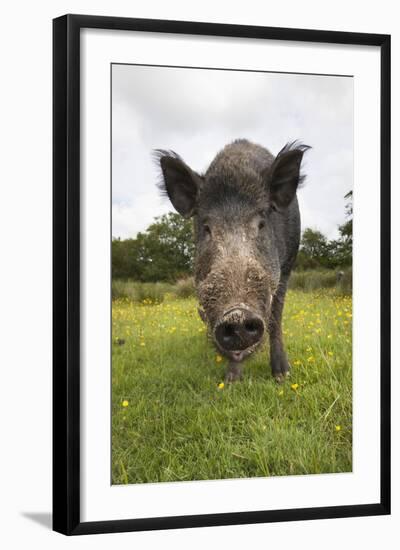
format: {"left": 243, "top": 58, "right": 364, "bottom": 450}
{"left": 53, "top": 14, "right": 391, "bottom": 536}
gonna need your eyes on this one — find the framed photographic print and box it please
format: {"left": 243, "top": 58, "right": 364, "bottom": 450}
{"left": 53, "top": 14, "right": 391, "bottom": 535}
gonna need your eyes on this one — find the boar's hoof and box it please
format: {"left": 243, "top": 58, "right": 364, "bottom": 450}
{"left": 271, "top": 356, "right": 291, "bottom": 383}
{"left": 274, "top": 372, "right": 290, "bottom": 384}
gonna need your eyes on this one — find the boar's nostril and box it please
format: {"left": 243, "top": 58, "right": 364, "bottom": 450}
{"left": 215, "top": 322, "right": 238, "bottom": 351}
{"left": 244, "top": 318, "right": 264, "bottom": 339}
{"left": 220, "top": 324, "right": 236, "bottom": 347}
{"left": 224, "top": 324, "right": 235, "bottom": 336}
{"left": 244, "top": 321, "right": 258, "bottom": 334}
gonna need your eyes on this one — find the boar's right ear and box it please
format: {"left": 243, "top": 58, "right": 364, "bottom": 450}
{"left": 154, "top": 150, "right": 203, "bottom": 218}
{"left": 267, "top": 142, "right": 311, "bottom": 211}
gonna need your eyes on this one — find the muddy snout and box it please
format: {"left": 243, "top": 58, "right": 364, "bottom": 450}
{"left": 214, "top": 308, "right": 265, "bottom": 360}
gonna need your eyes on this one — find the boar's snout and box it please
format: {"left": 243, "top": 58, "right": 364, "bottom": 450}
{"left": 214, "top": 307, "right": 265, "bottom": 359}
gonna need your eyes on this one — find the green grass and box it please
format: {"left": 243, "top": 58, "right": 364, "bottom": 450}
{"left": 112, "top": 290, "right": 352, "bottom": 484}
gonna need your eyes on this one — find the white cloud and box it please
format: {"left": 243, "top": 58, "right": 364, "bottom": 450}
{"left": 112, "top": 64, "right": 353, "bottom": 240}
{"left": 112, "top": 200, "right": 171, "bottom": 240}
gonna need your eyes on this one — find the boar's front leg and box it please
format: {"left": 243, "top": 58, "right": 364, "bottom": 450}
{"left": 225, "top": 362, "right": 243, "bottom": 383}
{"left": 268, "top": 277, "right": 290, "bottom": 383}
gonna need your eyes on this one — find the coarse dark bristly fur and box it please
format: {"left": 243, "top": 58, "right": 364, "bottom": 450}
{"left": 154, "top": 139, "right": 311, "bottom": 383}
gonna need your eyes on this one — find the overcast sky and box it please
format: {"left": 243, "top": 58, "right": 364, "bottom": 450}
{"left": 112, "top": 64, "right": 353, "bottom": 240}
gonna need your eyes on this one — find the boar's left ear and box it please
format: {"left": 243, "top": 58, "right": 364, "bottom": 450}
{"left": 267, "top": 142, "right": 311, "bottom": 211}
{"left": 154, "top": 150, "right": 203, "bottom": 218}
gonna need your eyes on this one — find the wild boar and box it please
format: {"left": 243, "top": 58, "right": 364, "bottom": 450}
{"left": 156, "top": 139, "right": 310, "bottom": 383}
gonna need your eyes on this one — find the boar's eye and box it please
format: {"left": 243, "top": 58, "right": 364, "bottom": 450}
{"left": 203, "top": 224, "right": 211, "bottom": 237}
{"left": 257, "top": 210, "right": 267, "bottom": 231}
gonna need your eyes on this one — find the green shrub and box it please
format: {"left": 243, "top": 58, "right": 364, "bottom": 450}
{"left": 336, "top": 269, "right": 352, "bottom": 295}
{"left": 112, "top": 280, "right": 174, "bottom": 303}
{"left": 173, "top": 277, "right": 196, "bottom": 298}
{"left": 135, "top": 282, "right": 174, "bottom": 303}
{"left": 289, "top": 269, "right": 352, "bottom": 294}
{"left": 112, "top": 279, "right": 135, "bottom": 300}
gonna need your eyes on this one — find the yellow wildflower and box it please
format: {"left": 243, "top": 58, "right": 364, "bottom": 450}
{"left": 215, "top": 354, "right": 223, "bottom": 363}
{"left": 122, "top": 400, "right": 129, "bottom": 407}
{"left": 291, "top": 383, "right": 299, "bottom": 391}
{"left": 218, "top": 382, "right": 225, "bottom": 390}
{"left": 335, "top": 425, "right": 341, "bottom": 432}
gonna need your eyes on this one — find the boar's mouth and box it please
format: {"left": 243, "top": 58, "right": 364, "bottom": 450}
{"left": 229, "top": 348, "right": 257, "bottom": 363}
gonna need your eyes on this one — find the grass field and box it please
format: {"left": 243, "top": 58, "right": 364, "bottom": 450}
{"left": 112, "top": 289, "right": 352, "bottom": 484}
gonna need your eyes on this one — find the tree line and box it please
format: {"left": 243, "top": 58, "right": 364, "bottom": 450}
{"left": 112, "top": 192, "right": 352, "bottom": 281}
{"left": 112, "top": 212, "right": 195, "bottom": 282}
{"left": 296, "top": 191, "right": 352, "bottom": 270}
